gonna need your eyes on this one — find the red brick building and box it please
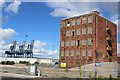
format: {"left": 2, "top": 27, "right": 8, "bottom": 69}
{"left": 59, "top": 11, "right": 117, "bottom": 68}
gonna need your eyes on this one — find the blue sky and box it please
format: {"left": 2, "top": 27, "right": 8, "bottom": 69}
{"left": 1, "top": 0, "right": 120, "bottom": 58}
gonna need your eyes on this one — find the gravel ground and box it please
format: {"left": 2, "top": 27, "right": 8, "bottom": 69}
{"left": 0, "top": 62, "right": 120, "bottom": 78}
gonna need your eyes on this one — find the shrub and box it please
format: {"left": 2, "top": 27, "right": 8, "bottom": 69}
{"left": 109, "top": 74, "right": 112, "bottom": 80}
{"left": 1, "top": 61, "right": 15, "bottom": 65}
{"left": 19, "top": 61, "right": 30, "bottom": 66}
{"left": 34, "top": 61, "right": 39, "bottom": 65}
{"left": 117, "top": 73, "right": 120, "bottom": 79}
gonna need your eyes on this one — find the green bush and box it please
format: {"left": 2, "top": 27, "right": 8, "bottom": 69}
{"left": 117, "top": 73, "right": 120, "bottom": 79}
{"left": 33, "top": 61, "right": 39, "bottom": 65}
{"left": 1, "top": 61, "right": 15, "bottom": 65}
{"left": 19, "top": 61, "right": 30, "bottom": 66}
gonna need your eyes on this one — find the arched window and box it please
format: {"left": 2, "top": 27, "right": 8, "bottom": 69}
{"left": 67, "top": 21, "right": 70, "bottom": 27}
{"left": 71, "top": 30, "right": 75, "bottom": 36}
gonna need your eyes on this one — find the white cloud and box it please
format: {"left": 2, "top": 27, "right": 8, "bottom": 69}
{"left": 0, "top": 28, "right": 17, "bottom": 41}
{"left": 45, "top": 2, "right": 118, "bottom": 20}
{"left": 5, "top": 0, "right": 21, "bottom": 14}
{"left": 46, "top": 2, "right": 99, "bottom": 17}
{"left": 33, "top": 40, "right": 47, "bottom": 55}
{"left": 48, "top": 50, "right": 58, "bottom": 55}
{"left": 0, "top": 0, "right": 5, "bottom": 7}
{"left": 0, "top": 28, "right": 16, "bottom": 56}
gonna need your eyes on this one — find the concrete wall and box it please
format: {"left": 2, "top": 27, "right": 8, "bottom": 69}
{"left": 0, "top": 57, "right": 53, "bottom": 64}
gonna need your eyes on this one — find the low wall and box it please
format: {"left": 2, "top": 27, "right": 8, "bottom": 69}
{"left": 0, "top": 57, "right": 38, "bottom": 64}
{"left": 0, "top": 57, "right": 53, "bottom": 64}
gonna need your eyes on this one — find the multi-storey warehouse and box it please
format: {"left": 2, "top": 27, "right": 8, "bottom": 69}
{"left": 59, "top": 11, "right": 117, "bottom": 68}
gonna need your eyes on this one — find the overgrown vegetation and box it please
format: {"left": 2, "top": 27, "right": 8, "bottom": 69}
{"left": 0, "top": 61, "right": 15, "bottom": 65}
{"left": 19, "top": 61, "right": 30, "bottom": 66}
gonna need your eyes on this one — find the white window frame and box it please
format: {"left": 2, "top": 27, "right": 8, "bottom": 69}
{"left": 66, "top": 30, "right": 70, "bottom": 36}
{"left": 88, "top": 50, "right": 92, "bottom": 57}
{"left": 77, "top": 29, "right": 80, "bottom": 35}
{"left": 76, "top": 40, "right": 80, "bottom": 46}
{"left": 82, "top": 50, "right": 86, "bottom": 57}
{"left": 71, "top": 30, "right": 75, "bottom": 36}
{"left": 67, "top": 21, "right": 70, "bottom": 27}
{"left": 66, "top": 41, "right": 70, "bottom": 46}
{"left": 72, "top": 19, "right": 75, "bottom": 26}
{"left": 82, "top": 17, "right": 86, "bottom": 24}
{"left": 82, "top": 28, "right": 86, "bottom": 34}
{"left": 61, "top": 41, "right": 64, "bottom": 47}
{"left": 88, "top": 27, "right": 92, "bottom": 34}
{"left": 88, "top": 16, "right": 92, "bottom": 23}
{"left": 71, "top": 50, "right": 74, "bottom": 56}
{"left": 88, "top": 38, "right": 92, "bottom": 46}
{"left": 71, "top": 40, "right": 75, "bottom": 46}
{"left": 61, "top": 51, "right": 64, "bottom": 56}
{"left": 77, "top": 18, "right": 80, "bottom": 25}
{"left": 66, "top": 50, "right": 69, "bottom": 56}
{"left": 82, "top": 39, "right": 86, "bottom": 46}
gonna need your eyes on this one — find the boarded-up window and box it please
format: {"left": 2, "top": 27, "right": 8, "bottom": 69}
{"left": 76, "top": 50, "right": 80, "bottom": 55}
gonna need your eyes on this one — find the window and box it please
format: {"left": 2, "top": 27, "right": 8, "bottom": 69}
{"left": 88, "top": 50, "right": 92, "bottom": 56}
{"left": 82, "top": 28, "right": 86, "bottom": 34}
{"left": 82, "top": 39, "right": 86, "bottom": 45}
{"left": 88, "top": 38, "right": 92, "bottom": 46}
{"left": 77, "top": 29, "right": 80, "bottom": 35}
{"left": 67, "top": 21, "right": 70, "bottom": 27}
{"left": 66, "top": 41, "right": 70, "bottom": 46}
{"left": 72, "top": 20, "right": 75, "bottom": 26}
{"left": 71, "top": 30, "right": 75, "bottom": 36}
{"left": 77, "top": 18, "right": 80, "bottom": 25}
{"left": 61, "top": 21, "right": 65, "bottom": 27}
{"left": 82, "top": 50, "right": 86, "bottom": 56}
{"left": 71, "top": 50, "right": 74, "bottom": 56}
{"left": 76, "top": 40, "right": 80, "bottom": 46}
{"left": 76, "top": 50, "right": 80, "bottom": 55}
{"left": 88, "top": 16, "right": 92, "bottom": 23}
{"left": 61, "top": 51, "right": 64, "bottom": 56}
{"left": 66, "top": 30, "right": 70, "bottom": 36}
{"left": 66, "top": 50, "right": 69, "bottom": 56}
{"left": 61, "top": 41, "right": 64, "bottom": 47}
{"left": 82, "top": 17, "right": 86, "bottom": 24}
{"left": 88, "top": 27, "right": 92, "bottom": 34}
{"left": 71, "top": 40, "right": 75, "bottom": 46}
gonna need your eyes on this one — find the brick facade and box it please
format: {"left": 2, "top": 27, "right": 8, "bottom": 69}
{"left": 59, "top": 11, "right": 117, "bottom": 68}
